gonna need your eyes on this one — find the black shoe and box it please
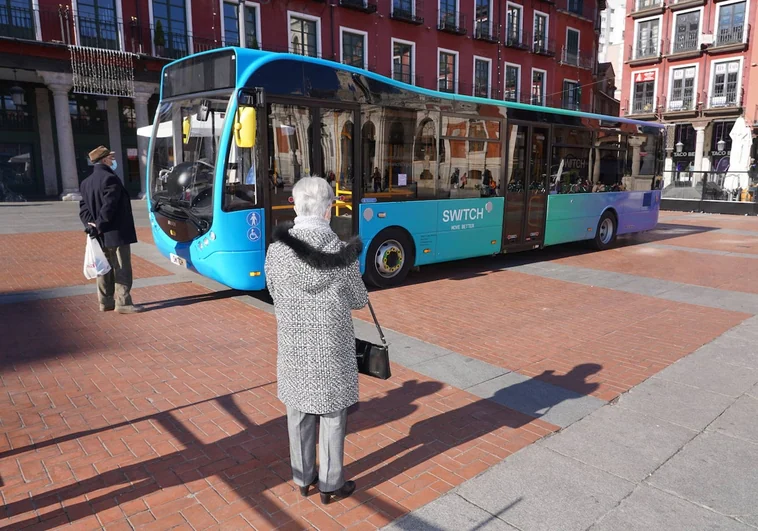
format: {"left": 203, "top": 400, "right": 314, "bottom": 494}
{"left": 299, "top": 476, "right": 318, "bottom": 497}
{"left": 320, "top": 480, "right": 355, "bottom": 505}
{"left": 99, "top": 304, "right": 114, "bottom": 312}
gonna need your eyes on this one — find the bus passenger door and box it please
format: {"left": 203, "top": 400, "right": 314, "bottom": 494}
{"left": 502, "top": 123, "right": 549, "bottom": 250}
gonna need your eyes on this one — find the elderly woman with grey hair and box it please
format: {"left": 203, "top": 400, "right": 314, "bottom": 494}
{"left": 264, "top": 176, "right": 369, "bottom": 505}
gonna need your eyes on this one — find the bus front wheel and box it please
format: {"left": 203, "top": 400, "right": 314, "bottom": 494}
{"left": 592, "top": 211, "right": 617, "bottom": 250}
{"left": 365, "top": 229, "right": 414, "bottom": 288}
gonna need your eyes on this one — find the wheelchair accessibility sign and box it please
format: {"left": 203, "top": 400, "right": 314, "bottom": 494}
{"left": 247, "top": 227, "right": 261, "bottom": 242}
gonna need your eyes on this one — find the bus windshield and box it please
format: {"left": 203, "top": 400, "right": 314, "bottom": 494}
{"left": 150, "top": 96, "right": 229, "bottom": 227}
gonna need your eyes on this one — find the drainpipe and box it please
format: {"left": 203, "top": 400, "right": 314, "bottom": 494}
{"left": 330, "top": 0, "right": 335, "bottom": 60}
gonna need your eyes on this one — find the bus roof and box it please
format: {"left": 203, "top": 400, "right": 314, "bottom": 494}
{"left": 162, "top": 47, "right": 664, "bottom": 130}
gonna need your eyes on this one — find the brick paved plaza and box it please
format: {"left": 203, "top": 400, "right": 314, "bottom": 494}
{"left": 1, "top": 204, "right": 757, "bottom": 530}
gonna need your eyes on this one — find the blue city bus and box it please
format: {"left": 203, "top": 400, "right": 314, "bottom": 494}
{"left": 144, "top": 48, "right": 664, "bottom": 290}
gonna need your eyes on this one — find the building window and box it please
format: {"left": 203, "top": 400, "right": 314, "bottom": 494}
{"left": 710, "top": 60, "right": 740, "bottom": 108}
{"left": 506, "top": 3, "right": 522, "bottom": 45}
{"left": 669, "top": 66, "right": 696, "bottom": 111}
{"left": 290, "top": 14, "right": 319, "bottom": 57}
{"left": 0, "top": 87, "right": 32, "bottom": 131}
{"left": 672, "top": 11, "right": 699, "bottom": 53}
{"left": 474, "top": 58, "right": 490, "bottom": 98}
{"left": 152, "top": 0, "right": 189, "bottom": 58}
{"left": 632, "top": 71, "right": 656, "bottom": 113}
{"left": 565, "top": 28, "right": 579, "bottom": 65}
{"left": 562, "top": 80, "right": 580, "bottom": 110}
{"left": 505, "top": 64, "right": 520, "bottom": 102}
{"left": 438, "top": 50, "right": 457, "bottom": 93}
{"left": 635, "top": 18, "right": 659, "bottom": 58}
{"left": 69, "top": 95, "right": 107, "bottom": 134}
{"left": 440, "top": 0, "right": 458, "bottom": 28}
{"left": 475, "top": 0, "right": 491, "bottom": 39}
{"left": 716, "top": 1, "right": 746, "bottom": 46}
{"left": 393, "top": 0, "right": 415, "bottom": 18}
{"left": 568, "top": 0, "right": 583, "bottom": 16}
{"left": 0, "top": 0, "right": 35, "bottom": 39}
{"left": 223, "top": 2, "right": 259, "bottom": 48}
{"left": 531, "top": 69, "right": 545, "bottom": 105}
{"left": 341, "top": 30, "right": 366, "bottom": 68}
{"left": 78, "top": 0, "right": 119, "bottom": 50}
{"left": 392, "top": 40, "right": 414, "bottom": 84}
{"left": 223, "top": 2, "right": 240, "bottom": 46}
{"left": 533, "top": 12, "right": 548, "bottom": 53}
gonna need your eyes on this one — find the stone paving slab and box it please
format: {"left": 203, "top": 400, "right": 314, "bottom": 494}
{"left": 455, "top": 445, "right": 635, "bottom": 531}
{"left": 615, "top": 377, "right": 736, "bottom": 432}
{"left": 466, "top": 372, "right": 605, "bottom": 428}
{"left": 384, "top": 494, "right": 518, "bottom": 531}
{"left": 541, "top": 405, "right": 696, "bottom": 482}
{"left": 592, "top": 484, "right": 753, "bottom": 531}
{"left": 648, "top": 431, "right": 758, "bottom": 526}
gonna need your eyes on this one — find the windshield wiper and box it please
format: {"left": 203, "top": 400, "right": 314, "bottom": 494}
{"left": 152, "top": 198, "right": 209, "bottom": 232}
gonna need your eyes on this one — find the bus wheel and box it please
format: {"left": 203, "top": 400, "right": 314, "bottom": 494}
{"left": 365, "top": 229, "right": 414, "bottom": 288}
{"left": 593, "top": 211, "right": 617, "bottom": 250}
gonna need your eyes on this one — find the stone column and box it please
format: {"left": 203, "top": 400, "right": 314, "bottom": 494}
{"left": 106, "top": 97, "right": 125, "bottom": 182}
{"left": 133, "top": 91, "right": 151, "bottom": 198}
{"left": 629, "top": 136, "right": 645, "bottom": 177}
{"left": 693, "top": 124, "right": 706, "bottom": 175}
{"left": 47, "top": 80, "right": 80, "bottom": 201}
{"left": 663, "top": 124, "right": 675, "bottom": 188}
{"left": 34, "top": 87, "right": 59, "bottom": 196}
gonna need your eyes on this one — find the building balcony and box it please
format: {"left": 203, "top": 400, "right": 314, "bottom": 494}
{"left": 560, "top": 47, "right": 595, "bottom": 70}
{"left": 392, "top": 72, "right": 423, "bottom": 87}
{"left": 474, "top": 23, "right": 499, "bottom": 43}
{"left": 558, "top": 0, "right": 594, "bottom": 21}
{"left": 661, "top": 96, "right": 699, "bottom": 119}
{"left": 631, "top": 0, "right": 665, "bottom": 18}
{"left": 438, "top": 12, "right": 467, "bottom": 35}
{"left": 707, "top": 25, "right": 749, "bottom": 54}
{"left": 390, "top": 1, "right": 424, "bottom": 25}
{"left": 503, "top": 27, "right": 529, "bottom": 50}
{"left": 338, "top": 0, "right": 378, "bottom": 14}
{"left": 531, "top": 33, "right": 556, "bottom": 56}
{"left": 625, "top": 96, "right": 658, "bottom": 119}
{"left": 705, "top": 89, "right": 743, "bottom": 117}
{"left": 666, "top": 33, "right": 701, "bottom": 59}
{"left": 668, "top": 0, "right": 705, "bottom": 11}
{"left": 0, "top": 5, "right": 218, "bottom": 60}
{"left": 627, "top": 41, "right": 663, "bottom": 65}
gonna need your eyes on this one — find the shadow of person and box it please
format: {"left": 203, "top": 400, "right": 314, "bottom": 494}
{"left": 348, "top": 380, "right": 444, "bottom": 435}
{"left": 344, "top": 364, "right": 603, "bottom": 499}
{"left": 532, "top": 363, "right": 602, "bottom": 397}
{"left": 0, "top": 378, "right": 444, "bottom": 530}
{"left": 138, "top": 289, "right": 242, "bottom": 311}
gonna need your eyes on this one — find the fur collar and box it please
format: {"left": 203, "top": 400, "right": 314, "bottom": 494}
{"left": 272, "top": 222, "right": 363, "bottom": 269}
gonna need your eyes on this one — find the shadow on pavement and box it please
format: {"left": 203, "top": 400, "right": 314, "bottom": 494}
{"left": 0, "top": 365, "right": 599, "bottom": 529}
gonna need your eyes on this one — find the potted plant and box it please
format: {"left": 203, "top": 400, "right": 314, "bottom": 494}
{"left": 154, "top": 20, "right": 165, "bottom": 56}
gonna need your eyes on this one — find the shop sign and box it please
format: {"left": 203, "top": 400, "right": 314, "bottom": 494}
{"left": 634, "top": 71, "right": 656, "bottom": 83}
{"left": 710, "top": 150, "right": 731, "bottom": 157}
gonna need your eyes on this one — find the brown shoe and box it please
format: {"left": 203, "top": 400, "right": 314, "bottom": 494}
{"left": 116, "top": 305, "right": 143, "bottom": 314}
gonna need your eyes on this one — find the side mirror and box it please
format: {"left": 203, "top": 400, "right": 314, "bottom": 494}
{"left": 234, "top": 107, "right": 256, "bottom": 148}
{"left": 182, "top": 116, "right": 191, "bottom": 144}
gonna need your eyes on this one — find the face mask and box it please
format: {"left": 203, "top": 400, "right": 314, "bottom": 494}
{"left": 110, "top": 160, "right": 118, "bottom": 171}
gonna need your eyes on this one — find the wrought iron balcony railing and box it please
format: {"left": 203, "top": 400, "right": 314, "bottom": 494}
{"left": 670, "top": 31, "right": 699, "bottom": 53}
{"left": 715, "top": 25, "right": 744, "bottom": 46}
{"left": 391, "top": 0, "right": 424, "bottom": 24}
{"left": 339, "top": 0, "right": 378, "bottom": 14}
{"left": 438, "top": 11, "right": 467, "bottom": 35}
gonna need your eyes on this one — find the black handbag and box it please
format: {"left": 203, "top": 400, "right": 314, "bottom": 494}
{"left": 355, "top": 299, "right": 391, "bottom": 380}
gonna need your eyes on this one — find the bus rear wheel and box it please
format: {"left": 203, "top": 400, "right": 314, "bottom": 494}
{"left": 592, "top": 211, "right": 617, "bottom": 250}
{"left": 365, "top": 229, "right": 414, "bottom": 288}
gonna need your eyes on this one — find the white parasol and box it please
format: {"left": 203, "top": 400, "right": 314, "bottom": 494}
{"left": 729, "top": 116, "right": 752, "bottom": 189}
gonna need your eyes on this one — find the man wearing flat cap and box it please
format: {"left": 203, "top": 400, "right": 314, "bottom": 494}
{"left": 79, "top": 146, "right": 141, "bottom": 314}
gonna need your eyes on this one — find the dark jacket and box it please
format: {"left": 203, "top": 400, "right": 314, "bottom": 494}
{"left": 79, "top": 164, "right": 137, "bottom": 248}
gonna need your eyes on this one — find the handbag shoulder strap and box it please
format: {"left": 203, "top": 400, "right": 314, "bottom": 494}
{"left": 366, "top": 298, "right": 388, "bottom": 348}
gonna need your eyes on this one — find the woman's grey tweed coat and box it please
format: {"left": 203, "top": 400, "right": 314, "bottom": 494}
{"left": 264, "top": 216, "right": 369, "bottom": 415}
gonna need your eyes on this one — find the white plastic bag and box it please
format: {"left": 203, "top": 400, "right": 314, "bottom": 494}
{"left": 83, "top": 236, "right": 112, "bottom": 280}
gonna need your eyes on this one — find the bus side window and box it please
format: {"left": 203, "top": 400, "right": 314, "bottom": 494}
{"left": 223, "top": 136, "right": 259, "bottom": 212}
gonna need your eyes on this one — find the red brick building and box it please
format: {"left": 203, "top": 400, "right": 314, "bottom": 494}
{"left": 0, "top": 0, "right": 606, "bottom": 199}
{"left": 620, "top": 0, "right": 758, "bottom": 186}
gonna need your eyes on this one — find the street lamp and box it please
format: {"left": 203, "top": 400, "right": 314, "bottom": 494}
{"left": 717, "top": 138, "right": 726, "bottom": 152}
{"left": 9, "top": 69, "right": 25, "bottom": 107}
{"left": 676, "top": 141, "right": 684, "bottom": 153}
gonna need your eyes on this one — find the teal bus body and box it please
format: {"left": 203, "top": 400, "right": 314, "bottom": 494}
{"left": 146, "top": 48, "right": 664, "bottom": 290}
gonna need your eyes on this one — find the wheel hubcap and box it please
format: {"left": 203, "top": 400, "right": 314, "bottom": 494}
{"left": 599, "top": 218, "right": 614, "bottom": 245}
{"left": 375, "top": 240, "right": 404, "bottom": 278}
